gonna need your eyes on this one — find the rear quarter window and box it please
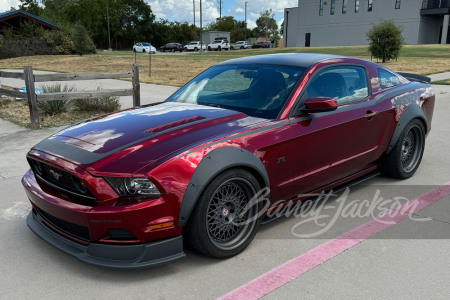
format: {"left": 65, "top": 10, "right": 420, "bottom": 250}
{"left": 378, "top": 69, "right": 401, "bottom": 89}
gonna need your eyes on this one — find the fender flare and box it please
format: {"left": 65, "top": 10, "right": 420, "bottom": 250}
{"left": 177, "top": 147, "right": 269, "bottom": 227}
{"left": 386, "top": 104, "right": 427, "bottom": 154}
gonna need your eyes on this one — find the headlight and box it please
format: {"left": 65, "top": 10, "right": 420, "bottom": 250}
{"left": 105, "top": 177, "right": 160, "bottom": 198}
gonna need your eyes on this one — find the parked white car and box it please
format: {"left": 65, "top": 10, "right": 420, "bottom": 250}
{"left": 207, "top": 39, "right": 230, "bottom": 51}
{"left": 184, "top": 41, "right": 206, "bottom": 52}
{"left": 133, "top": 42, "right": 156, "bottom": 54}
{"left": 231, "top": 41, "right": 252, "bottom": 50}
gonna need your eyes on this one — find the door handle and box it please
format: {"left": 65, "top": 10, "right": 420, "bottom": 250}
{"left": 365, "top": 110, "right": 377, "bottom": 120}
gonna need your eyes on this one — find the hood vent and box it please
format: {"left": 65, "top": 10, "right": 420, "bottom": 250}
{"left": 145, "top": 115, "right": 205, "bottom": 133}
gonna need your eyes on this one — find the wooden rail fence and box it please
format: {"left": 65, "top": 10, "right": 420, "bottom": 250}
{"left": 0, "top": 64, "right": 140, "bottom": 129}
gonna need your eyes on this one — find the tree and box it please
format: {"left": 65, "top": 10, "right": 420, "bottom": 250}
{"left": 70, "top": 22, "right": 96, "bottom": 55}
{"left": 255, "top": 9, "right": 278, "bottom": 41}
{"left": 366, "top": 20, "right": 404, "bottom": 63}
{"left": 18, "top": 0, "right": 44, "bottom": 15}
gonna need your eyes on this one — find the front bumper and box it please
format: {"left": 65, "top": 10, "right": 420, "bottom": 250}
{"left": 27, "top": 210, "right": 185, "bottom": 269}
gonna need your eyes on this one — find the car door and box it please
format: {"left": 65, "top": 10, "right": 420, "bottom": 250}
{"left": 290, "top": 65, "right": 383, "bottom": 194}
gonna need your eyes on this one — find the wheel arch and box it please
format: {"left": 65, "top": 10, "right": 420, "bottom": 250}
{"left": 387, "top": 104, "right": 427, "bottom": 155}
{"left": 178, "top": 147, "right": 269, "bottom": 227}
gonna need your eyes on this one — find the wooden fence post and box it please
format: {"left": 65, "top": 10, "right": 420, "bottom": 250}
{"left": 23, "top": 66, "right": 40, "bottom": 129}
{"left": 132, "top": 64, "right": 140, "bottom": 107}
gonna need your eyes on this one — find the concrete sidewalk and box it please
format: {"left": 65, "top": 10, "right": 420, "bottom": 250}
{"left": 429, "top": 71, "right": 450, "bottom": 82}
{"left": 0, "top": 69, "right": 178, "bottom": 109}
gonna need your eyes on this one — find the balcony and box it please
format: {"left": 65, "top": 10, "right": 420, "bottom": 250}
{"left": 421, "top": 0, "right": 450, "bottom": 15}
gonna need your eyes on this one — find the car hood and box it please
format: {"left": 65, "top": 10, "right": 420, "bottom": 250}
{"left": 33, "top": 102, "right": 266, "bottom": 173}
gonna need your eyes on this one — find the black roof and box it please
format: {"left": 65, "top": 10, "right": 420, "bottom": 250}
{"left": 218, "top": 53, "right": 345, "bottom": 68}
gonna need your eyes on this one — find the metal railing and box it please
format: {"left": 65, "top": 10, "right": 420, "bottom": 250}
{"left": 422, "top": 0, "right": 450, "bottom": 9}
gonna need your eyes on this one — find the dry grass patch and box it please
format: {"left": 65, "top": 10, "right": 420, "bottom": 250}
{"left": 375, "top": 58, "right": 450, "bottom": 75}
{"left": 0, "top": 99, "right": 99, "bottom": 128}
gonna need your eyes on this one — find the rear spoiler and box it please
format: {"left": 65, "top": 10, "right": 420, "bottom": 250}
{"left": 397, "top": 73, "right": 431, "bottom": 84}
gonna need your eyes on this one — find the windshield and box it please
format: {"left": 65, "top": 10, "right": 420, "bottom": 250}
{"left": 142, "top": 42, "right": 150, "bottom": 46}
{"left": 166, "top": 64, "right": 305, "bottom": 119}
{"left": 189, "top": 42, "right": 198, "bottom": 45}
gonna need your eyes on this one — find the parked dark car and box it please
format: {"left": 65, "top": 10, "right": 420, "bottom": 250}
{"left": 160, "top": 43, "right": 184, "bottom": 52}
{"left": 23, "top": 53, "right": 435, "bottom": 268}
{"left": 252, "top": 41, "right": 271, "bottom": 48}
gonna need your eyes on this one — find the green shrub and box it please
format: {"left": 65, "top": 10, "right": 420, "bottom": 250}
{"left": 70, "top": 23, "right": 96, "bottom": 55}
{"left": 38, "top": 84, "right": 75, "bottom": 115}
{"left": 0, "top": 38, "right": 53, "bottom": 59}
{"left": 366, "top": 20, "right": 404, "bottom": 63}
{"left": 73, "top": 96, "right": 120, "bottom": 113}
{"left": 42, "top": 30, "right": 75, "bottom": 55}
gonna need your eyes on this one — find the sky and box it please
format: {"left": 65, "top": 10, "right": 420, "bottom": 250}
{"left": 1, "top": 0, "right": 297, "bottom": 30}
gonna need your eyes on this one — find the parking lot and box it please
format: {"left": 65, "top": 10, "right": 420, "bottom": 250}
{"left": 0, "top": 82, "right": 449, "bottom": 299}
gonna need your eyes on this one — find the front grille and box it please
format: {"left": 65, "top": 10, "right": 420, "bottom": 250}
{"left": 35, "top": 206, "right": 90, "bottom": 242}
{"left": 28, "top": 159, "right": 96, "bottom": 205}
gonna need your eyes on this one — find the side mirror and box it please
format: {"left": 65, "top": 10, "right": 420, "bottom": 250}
{"left": 301, "top": 97, "right": 338, "bottom": 114}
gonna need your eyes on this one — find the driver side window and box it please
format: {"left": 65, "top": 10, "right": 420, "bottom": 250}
{"left": 306, "top": 66, "right": 369, "bottom": 106}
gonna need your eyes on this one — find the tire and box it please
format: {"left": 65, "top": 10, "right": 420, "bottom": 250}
{"left": 186, "top": 168, "right": 262, "bottom": 258}
{"left": 208, "top": 46, "right": 212, "bottom": 51}
{"left": 382, "top": 119, "right": 425, "bottom": 179}
{"left": 142, "top": 49, "right": 146, "bottom": 53}
{"left": 133, "top": 48, "right": 136, "bottom": 52}
{"left": 218, "top": 46, "right": 222, "bottom": 51}
{"left": 171, "top": 49, "right": 174, "bottom": 52}
{"left": 240, "top": 46, "right": 244, "bottom": 49}
{"left": 194, "top": 47, "right": 198, "bottom": 52}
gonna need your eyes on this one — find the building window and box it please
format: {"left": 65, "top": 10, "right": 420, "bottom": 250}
{"left": 355, "top": 0, "right": 360, "bottom": 13}
{"left": 342, "top": 0, "right": 347, "bottom": 14}
{"left": 395, "top": 0, "right": 401, "bottom": 9}
{"left": 319, "top": 0, "right": 323, "bottom": 16}
{"left": 368, "top": 0, "right": 373, "bottom": 11}
{"left": 330, "top": 0, "right": 336, "bottom": 14}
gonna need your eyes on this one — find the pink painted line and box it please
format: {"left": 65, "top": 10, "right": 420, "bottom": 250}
{"left": 218, "top": 183, "right": 450, "bottom": 300}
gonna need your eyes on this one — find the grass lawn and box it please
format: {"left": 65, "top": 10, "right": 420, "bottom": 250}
{"left": 1, "top": 45, "right": 450, "bottom": 87}
{"left": 431, "top": 79, "right": 450, "bottom": 85}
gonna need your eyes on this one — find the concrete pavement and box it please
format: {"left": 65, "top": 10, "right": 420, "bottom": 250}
{"left": 0, "top": 82, "right": 449, "bottom": 299}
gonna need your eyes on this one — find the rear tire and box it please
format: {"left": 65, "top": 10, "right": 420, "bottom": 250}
{"left": 218, "top": 46, "right": 222, "bottom": 51}
{"left": 381, "top": 119, "right": 425, "bottom": 179}
{"left": 186, "top": 169, "right": 262, "bottom": 258}
{"left": 208, "top": 46, "right": 212, "bottom": 51}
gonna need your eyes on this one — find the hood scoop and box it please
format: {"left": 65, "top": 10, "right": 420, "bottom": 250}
{"left": 145, "top": 116, "right": 205, "bottom": 133}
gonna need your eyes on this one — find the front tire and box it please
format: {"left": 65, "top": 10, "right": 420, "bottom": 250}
{"left": 382, "top": 119, "right": 425, "bottom": 179}
{"left": 186, "top": 169, "right": 262, "bottom": 258}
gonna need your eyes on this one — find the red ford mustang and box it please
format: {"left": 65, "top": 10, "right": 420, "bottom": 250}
{"left": 23, "top": 54, "right": 435, "bottom": 268}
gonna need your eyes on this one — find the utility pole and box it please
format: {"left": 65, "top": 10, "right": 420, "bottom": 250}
{"left": 193, "top": 0, "right": 195, "bottom": 26}
{"left": 106, "top": 0, "right": 112, "bottom": 51}
{"left": 245, "top": 1, "right": 248, "bottom": 39}
{"left": 200, "top": 0, "right": 203, "bottom": 55}
{"left": 220, "top": 0, "right": 222, "bottom": 21}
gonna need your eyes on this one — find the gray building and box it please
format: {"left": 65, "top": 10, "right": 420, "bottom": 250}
{"left": 201, "top": 31, "right": 230, "bottom": 45}
{"left": 284, "top": 0, "right": 450, "bottom": 47}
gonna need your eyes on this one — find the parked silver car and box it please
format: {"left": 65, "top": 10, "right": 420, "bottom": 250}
{"left": 231, "top": 41, "right": 252, "bottom": 50}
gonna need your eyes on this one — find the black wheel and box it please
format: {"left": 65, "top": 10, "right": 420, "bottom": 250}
{"left": 133, "top": 48, "right": 136, "bottom": 52}
{"left": 171, "top": 49, "right": 174, "bottom": 52}
{"left": 382, "top": 119, "right": 425, "bottom": 179}
{"left": 208, "top": 46, "right": 212, "bottom": 51}
{"left": 240, "top": 46, "right": 244, "bottom": 49}
{"left": 142, "top": 49, "right": 146, "bottom": 53}
{"left": 194, "top": 47, "right": 198, "bottom": 52}
{"left": 186, "top": 169, "right": 262, "bottom": 258}
{"left": 218, "top": 46, "right": 222, "bottom": 51}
